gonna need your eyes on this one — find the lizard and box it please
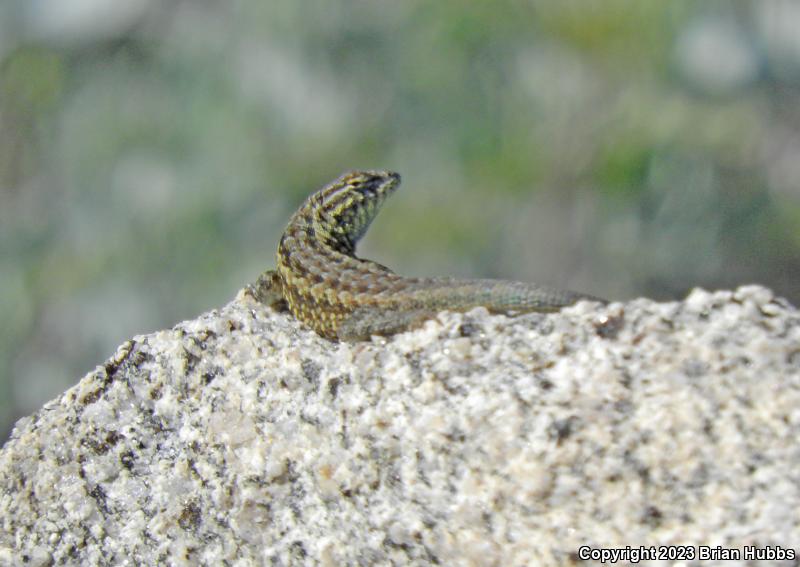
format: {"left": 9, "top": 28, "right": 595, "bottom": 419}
{"left": 250, "top": 170, "right": 605, "bottom": 341}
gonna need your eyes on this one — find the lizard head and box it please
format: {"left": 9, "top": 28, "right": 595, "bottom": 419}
{"left": 312, "top": 170, "right": 401, "bottom": 252}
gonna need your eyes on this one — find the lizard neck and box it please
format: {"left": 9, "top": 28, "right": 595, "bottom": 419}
{"left": 276, "top": 170, "right": 401, "bottom": 279}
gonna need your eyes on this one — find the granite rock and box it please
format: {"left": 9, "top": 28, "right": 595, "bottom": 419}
{"left": 0, "top": 286, "right": 798, "bottom": 566}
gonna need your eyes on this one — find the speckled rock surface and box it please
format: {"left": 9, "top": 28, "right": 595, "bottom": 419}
{"left": 1, "top": 286, "right": 799, "bottom": 566}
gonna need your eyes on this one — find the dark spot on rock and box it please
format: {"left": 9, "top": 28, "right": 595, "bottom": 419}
{"left": 90, "top": 484, "right": 110, "bottom": 515}
{"left": 613, "top": 399, "right": 633, "bottom": 414}
{"left": 548, "top": 416, "right": 579, "bottom": 445}
{"left": 82, "top": 435, "right": 110, "bottom": 455}
{"left": 178, "top": 501, "right": 202, "bottom": 531}
{"left": 594, "top": 313, "right": 624, "bottom": 339}
{"left": 301, "top": 359, "right": 321, "bottom": 386}
{"left": 642, "top": 505, "right": 663, "bottom": 527}
{"left": 184, "top": 349, "right": 201, "bottom": 374}
{"left": 80, "top": 388, "right": 103, "bottom": 406}
{"left": 328, "top": 377, "right": 341, "bottom": 398}
{"left": 289, "top": 541, "right": 307, "bottom": 560}
{"left": 458, "top": 322, "right": 479, "bottom": 337}
{"left": 130, "top": 348, "right": 152, "bottom": 366}
{"left": 105, "top": 430, "right": 121, "bottom": 446}
{"left": 120, "top": 450, "right": 135, "bottom": 470}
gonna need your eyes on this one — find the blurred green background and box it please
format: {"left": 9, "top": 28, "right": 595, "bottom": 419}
{"left": 2, "top": 0, "right": 800, "bottom": 441}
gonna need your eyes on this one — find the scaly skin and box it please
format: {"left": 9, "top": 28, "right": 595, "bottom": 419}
{"left": 251, "top": 170, "right": 604, "bottom": 341}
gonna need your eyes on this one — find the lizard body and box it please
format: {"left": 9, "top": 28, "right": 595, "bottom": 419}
{"left": 252, "top": 170, "right": 603, "bottom": 341}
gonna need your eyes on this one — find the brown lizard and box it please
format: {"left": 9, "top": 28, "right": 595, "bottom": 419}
{"left": 251, "top": 170, "right": 604, "bottom": 341}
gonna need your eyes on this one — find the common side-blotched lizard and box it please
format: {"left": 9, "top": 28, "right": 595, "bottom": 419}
{"left": 251, "top": 170, "right": 604, "bottom": 341}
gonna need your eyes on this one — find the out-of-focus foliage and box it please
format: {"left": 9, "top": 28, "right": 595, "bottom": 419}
{"left": 2, "top": 0, "right": 800, "bottom": 440}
